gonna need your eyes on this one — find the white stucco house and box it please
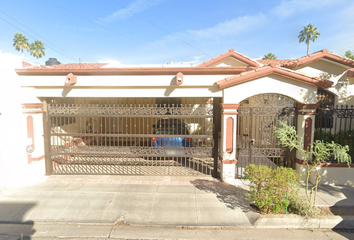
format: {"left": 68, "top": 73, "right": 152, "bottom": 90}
{"left": 1, "top": 48, "right": 353, "bottom": 185}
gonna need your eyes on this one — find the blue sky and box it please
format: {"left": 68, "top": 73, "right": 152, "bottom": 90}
{"left": 1, "top": 0, "right": 354, "bottom": 65}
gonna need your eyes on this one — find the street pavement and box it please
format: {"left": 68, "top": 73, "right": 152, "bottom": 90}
{"left": 0, "top": 175, "right": 354, "bottom": 239}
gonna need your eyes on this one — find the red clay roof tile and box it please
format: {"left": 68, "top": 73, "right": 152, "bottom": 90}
{"left": 282, "top": 49, "right": 354, "bottom": 69}
{"left": 22, "top": 61, "right": 32, "bottom": 67}
{"left": 22, "top": 62, "right": 108, "bottom": 69}
{"left": 256, "top": 59, "right": 295, "bottom": 66}
{"left": 49, "top": 63, "right": 108, "bottom": 68}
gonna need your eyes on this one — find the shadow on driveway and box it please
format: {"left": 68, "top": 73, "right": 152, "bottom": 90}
{"left": 190, "top": 179, "right": 253, "bottom": 212}
{"left": 0, "top": 202, "right": 36, "bottom": 239}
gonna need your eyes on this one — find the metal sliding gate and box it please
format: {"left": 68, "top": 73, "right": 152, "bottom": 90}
{"left": 236, "top": 94, "right": 297, "bottom": 178}
{"left": 44, "top": 99, "right": 216, "bottom": 175}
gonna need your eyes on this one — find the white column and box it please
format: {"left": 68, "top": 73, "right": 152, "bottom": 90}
{"left": 296, "top": 104, "right": 318, "bottom": 182}
{"left": 219, "top": 103, "right": 239, "bottom": 181}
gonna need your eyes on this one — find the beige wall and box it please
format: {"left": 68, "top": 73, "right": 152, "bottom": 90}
{"left": 210, "top": 58, "right": 248, "bottom": 67}
{"left": 296, "top": 163, "right": 354, "bottom": 186}
{"left": 296, "top": 59, "right": 348, "bottom": 80}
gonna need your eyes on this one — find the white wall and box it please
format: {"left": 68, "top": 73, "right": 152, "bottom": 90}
{"left": 26, "top": 88, "right": 222, "bottom": 98}
{"left": 19, "top": 74, "right": 234, "bottom": 87}
{"left": 0, "top": 52, "right": 30, "bottom": 185}
{"left": 31, "top": 113, "right": 44, "bottom": 158}
{"left": 19, "top": 74, "right": 229, "bottom": 98}
{"left": 224, "top": 74, "right": 318, "bottom": 104}
{"left": 295, "top": 59, "right": 354, "bottom": 105}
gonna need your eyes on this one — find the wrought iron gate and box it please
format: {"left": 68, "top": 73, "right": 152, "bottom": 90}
{"left": 236, "top": 94, "right": 297, "bottom": 178}
{"left": 43, "top": 98, "right": 216, "bottom": 175}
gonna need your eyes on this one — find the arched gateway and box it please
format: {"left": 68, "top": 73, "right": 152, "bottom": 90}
{"left": 236, "top": 93, "right": 297, "bottom": 178}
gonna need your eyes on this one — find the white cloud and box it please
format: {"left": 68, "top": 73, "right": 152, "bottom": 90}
{"left": 135, "top": 14, "right": 267, "bottom": 64}
{"left": 271, "top": 0, "right": 339, "bottom": 18}
{"left": 100, "top": 0, "right": 163, "bottom": 22}
{"left": 150, "top": 13, "right": 267, "bottom": 49}
{"left": 184, "top": 14, "right": 267, "bottom": 39}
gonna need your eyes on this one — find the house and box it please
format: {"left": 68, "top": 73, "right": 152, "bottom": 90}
{"left": 5, "top": 49, "right": 354, "bottom": 185}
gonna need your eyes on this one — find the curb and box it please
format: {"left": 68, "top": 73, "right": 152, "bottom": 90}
{"left": 255, "top": 215, "right": 354, "bottom": 229}
{"left": 1, "top": 216, "right": 354, "bottom": 234}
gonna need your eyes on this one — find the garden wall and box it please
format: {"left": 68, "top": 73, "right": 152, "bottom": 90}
{"left": 296, "top": 161, "right": 354, "bottom": 186}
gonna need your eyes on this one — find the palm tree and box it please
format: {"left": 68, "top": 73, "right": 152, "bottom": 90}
{"left": 298, "top": 23, "right": 320, "bottom": 55}
{"left": 30, "top": 40, "right": 45, "bottom": 65}
{"left": 13, "top": 33, "right": 30, "bottom": 60}
{"left": 345, "top": 50, "right": 354, "bottom": 60}
{"left": 262, "top": 53, "right": 277, "bottom": 60}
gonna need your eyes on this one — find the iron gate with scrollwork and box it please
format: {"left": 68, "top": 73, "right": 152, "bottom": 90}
{"left": 43, "top": 98, "right": 218, "bottom": 176}
{"left": 236, "top": 93, "right": 297, "bottom": 178}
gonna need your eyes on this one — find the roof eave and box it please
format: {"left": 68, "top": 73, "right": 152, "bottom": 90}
{"left": 15, "top": 66, "right": 248, "bottom": 76}
{"left": 197, "top": 49, "right": 260, "bottom": 68}
{"left": 284, "top": 49, "right": 354, "bottom": 69}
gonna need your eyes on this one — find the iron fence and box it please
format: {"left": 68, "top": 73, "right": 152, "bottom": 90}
{"left": 315, "top": 105, "right": 354, "bottom": 159}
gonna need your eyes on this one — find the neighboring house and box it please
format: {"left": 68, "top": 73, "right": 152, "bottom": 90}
{"left": 11, "top": 49, "right": 354, "bottom": 185}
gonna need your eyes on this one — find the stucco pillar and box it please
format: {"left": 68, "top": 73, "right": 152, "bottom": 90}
{"left": 219, "top": 103, "right": 240, "bottom": 181}
{"left": 296, "top": 104, "right": 319, "bottom": 181}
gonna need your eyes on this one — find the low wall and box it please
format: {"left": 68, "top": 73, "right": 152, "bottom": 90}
{"left": 296, "top": 161, "right": 354, "bottom": 186}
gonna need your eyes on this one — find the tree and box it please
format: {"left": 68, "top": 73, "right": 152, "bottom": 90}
{"left": 274, "top": 121, "right": 351, "bottom": 205}
{"left": 13, "top": 32, "right": 29, "bottom": 60}
{"left": 345, "top": 50, "right": 354, "bottom": 60}
{"left": 30, "top": 40, "right": 45, "bottom": 65}
{"left": 262, "top": 53, "right": 277, "bottom": 60}
{"left": 298, "top": 23, "right": 320, "bottom": 55}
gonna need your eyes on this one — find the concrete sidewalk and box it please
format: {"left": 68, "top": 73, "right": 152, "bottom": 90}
{"left": 0, "top": 176, "right": 257, "bottom": 228}
{"left": 0, "top": 175, "right": 353, "bottom": 234}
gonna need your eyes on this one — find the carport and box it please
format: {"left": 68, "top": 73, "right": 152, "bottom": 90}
{"left": 43, "top": 97, "right": 220, "bottom": 176}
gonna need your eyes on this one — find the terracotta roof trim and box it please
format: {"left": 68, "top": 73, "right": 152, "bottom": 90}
{"left": 282, "top": 49, "right": 354, "bottom": 69}
{"left": 197, "top": 49, "right": 260, "bottom": 68}
{"left": 15, "top": 66, "right": 249, "bottom": 76}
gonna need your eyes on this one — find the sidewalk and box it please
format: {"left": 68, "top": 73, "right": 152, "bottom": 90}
{"left": 0, "top": 175, "right": 353, "bottom": 237}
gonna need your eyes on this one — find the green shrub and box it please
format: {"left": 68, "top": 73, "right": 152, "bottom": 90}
{"left": 314, "top": 129, "right": 354, "bottom": 158}
{"left": 276, "top": 122, "right": 352, "bottom": 205}
{"left": 244, "top": 164, "right": 300, "bottom": 214}
{"left": 288, "top": 195, "right": 320, "bottom": 218}
{"left": 314, "top": 129, "right": 334, "bottom": 143}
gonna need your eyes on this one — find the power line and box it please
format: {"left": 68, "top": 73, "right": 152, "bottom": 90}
{"left": 0, "top": 13, "right": 78, "bottom": 62}
{"left": 41, "top": 0, "right": 180, "bottom": 61}
{"left": 111, "top": 0, "right": 213, "bottom": 58}
{"left": 0, "top": 15, "right": 78, "bottom": 62}
{"left": 0, "top": 9, "right": 78, "bottom": 62}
